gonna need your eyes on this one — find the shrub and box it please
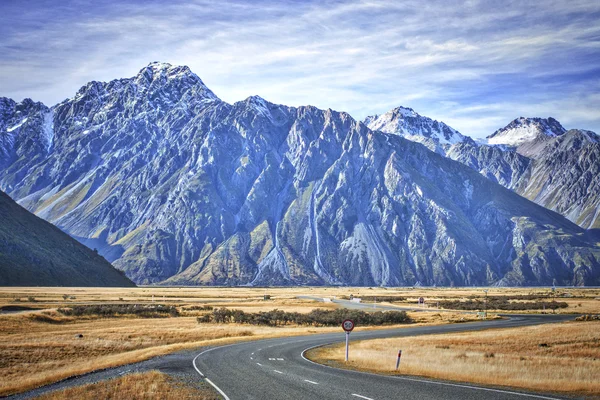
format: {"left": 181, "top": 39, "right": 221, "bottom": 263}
{"left": 185, "top": 305, "right": 213, "bottom": 311}
{"left": 438, "top": 299, "right": 568, "bottom": 311}
{"left": 346, "top": 296, "right": 407, "bottom": 302}
{"left": 197, "top": 308, "right": 411, "bottom": 327}
{"left": 57, "top": 304, "right": 179, "bottom": 318}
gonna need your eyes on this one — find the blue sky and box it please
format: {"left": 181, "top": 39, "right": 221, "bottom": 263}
{"left": 1, "top": 0, "right": 599, "bottom": 138}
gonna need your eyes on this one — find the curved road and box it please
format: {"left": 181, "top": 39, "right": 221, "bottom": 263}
{"left": 193, "top": 314, "right": 575, "bottom": 400}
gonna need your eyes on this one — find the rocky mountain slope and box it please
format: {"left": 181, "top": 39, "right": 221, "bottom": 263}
{"left": 367, "top": 108, "right": 600, "bottom": 230}
{"left": 447, "top": 120, "right": 600, "bottom": 229}
{"left": 512, "top": 129, "right": 600, "bottom": 228}
{"left": 0, "top": 190, "right": 134, "bottom": 286}
{"left": 364, "top": 106, "right": 472, "bottom": 154}
{"left": 487, "top": 117, "right": 566, "bottom": 147}
{"left": 1, "top": 62, "right": 599, "bottom": 286}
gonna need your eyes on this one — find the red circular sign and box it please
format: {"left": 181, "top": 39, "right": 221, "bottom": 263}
{"left": 342, "top": 319, "right": 355, "bottom": 332}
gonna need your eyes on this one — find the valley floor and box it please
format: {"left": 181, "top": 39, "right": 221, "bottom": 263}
{"left": 0, "top": 286, "right": 598, "bottom": 397}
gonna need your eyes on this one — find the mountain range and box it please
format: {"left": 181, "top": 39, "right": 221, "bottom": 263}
{"left": 365, "top": 109, "right": 600, "bottom": 230}
{"left": 1, "top": 62, "right": 599, "bottom": 287}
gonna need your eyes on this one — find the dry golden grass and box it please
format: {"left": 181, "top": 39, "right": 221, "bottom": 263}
{"left": 1, "top": 286, "right": 598, "bottom": 313}
{"left": 1, "top": 286, "right": 597, "bottom": 396}
{"left": 0, "top": 311, "right": 345, "bottom": 396}
{"left": 34, "top": 370, "right": 219, "bottom": 400}
{"left": 307, "top": 321, "right": 600, "bottom": 395}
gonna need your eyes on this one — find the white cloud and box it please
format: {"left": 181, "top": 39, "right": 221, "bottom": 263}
{"left": 0, "top": 0, "right": 599, "bottom": 137}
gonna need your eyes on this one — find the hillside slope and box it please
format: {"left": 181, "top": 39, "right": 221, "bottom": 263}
{"left": 0, "top": 190, "right": 134, "bottom": 287}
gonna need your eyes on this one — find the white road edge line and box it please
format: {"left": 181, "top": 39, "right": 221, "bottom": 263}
{"left": 304, "top": 379, "right": 319, "bottom": 385}
{"left": 352, "top": 394, "right": 374, "bottom": 400}
{"left": 206, "top": 378, "right": 230, "bottom": 400}
{"left": 300, "top": 344, "right": 561, "bottom": 400}
{"left": 193, "top": 344, "right": 240, "bottom": 400}
{"left": 274, "top": 370, "right": 284, "bottom": 374}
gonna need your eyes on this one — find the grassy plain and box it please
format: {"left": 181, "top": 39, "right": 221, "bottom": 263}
{"left": 307, "top": 320, "right": 600, "bottom": 395}
{"left": 0, "top": 286, "right": 598, "bottom": 396}
{"left": 35, "top": 370, "right": 218, "bottom": 400}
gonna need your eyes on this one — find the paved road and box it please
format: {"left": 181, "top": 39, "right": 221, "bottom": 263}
{"left": 193, "top": 314, "right": 576, "bottom": 400}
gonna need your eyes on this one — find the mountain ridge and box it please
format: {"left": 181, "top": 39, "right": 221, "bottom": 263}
{"left": 1, "top": 62, "right": 599, "bottom": 286}
{"left": 368, "top": 105, "right": 600, "bottom": 230}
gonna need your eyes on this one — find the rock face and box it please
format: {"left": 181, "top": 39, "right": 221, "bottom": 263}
{"left": 445, "top": 118, "right": 600, "bottom": 229}
{"left": 0, "top": 190, "right": 134, "bottom": 287}
{"left": 364, "top": 106, "right": 472, "bottom": 154}
{"left": 1, "top": 62, "right": 599, "bottom": 286}
{"left": 367, "top": 109, "right": 600, "bottom": 230}
{"left": 512, "top": 129, "right": 600, "bottom": 229}
{"left": 487, "top": 117, "right": 566, "bottom": 147}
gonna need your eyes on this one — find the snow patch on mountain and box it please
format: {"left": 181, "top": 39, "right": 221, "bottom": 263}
{"left": 487, "top": 117, "right": 566, "bottom": 146}
{"left": 42, "top": 111, "right": 54, "bottom": 151}
{"left": 364, "top": 106, "right": 468, "bottom": 145}
{"left": 7, "top": 118, "right": 27, "bottom": 132}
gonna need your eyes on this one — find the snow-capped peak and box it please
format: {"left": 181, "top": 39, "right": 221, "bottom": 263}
{"left": 487, "top": 117, "right": 566, "bottom": 147}
{"left": 363, "top": 106, "right": 468, "bottom": 145}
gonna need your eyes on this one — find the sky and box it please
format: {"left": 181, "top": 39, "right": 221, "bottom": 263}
{"left": 1, "top": 0, "right": 599, "bottom": 138}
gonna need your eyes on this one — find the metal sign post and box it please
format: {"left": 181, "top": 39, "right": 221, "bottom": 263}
{"left": 345, "top": 331, "right": 350, "bottom": 361}
{"left": 342, "top": 319, "right": 355, "bottom": 362}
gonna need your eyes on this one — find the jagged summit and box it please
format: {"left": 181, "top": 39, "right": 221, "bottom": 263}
{"left": 66, "top": 61, "right": 219, "bottom": 107}
{"left": 137, "top": 62, "right": 206, "bottom": 85}
{"left": 487, "top": 117, "right": 566, "bottom": 146}
{"left": 1, "top": 63, "right": 600, "bottom": 287}
{"left": 364, "top": 106, "right": 469, "bottom": 146}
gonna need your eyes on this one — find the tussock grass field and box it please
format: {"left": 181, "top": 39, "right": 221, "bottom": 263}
{"left": 307, "top": 321, "right": 600, "bottom": 395}
{"left": 1, "top": 286, "right": 598, "bottom": 396}
{"left": 34, "top": 370, "right": 218, "bottom": 400}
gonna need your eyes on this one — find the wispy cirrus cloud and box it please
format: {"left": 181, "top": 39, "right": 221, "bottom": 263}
{"left": 1, "top": 0, "right": 599, "bottom": 137}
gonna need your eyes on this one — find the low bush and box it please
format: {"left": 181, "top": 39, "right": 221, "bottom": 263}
{"left": 439, "top": 299, "right": 568, "bottom": 311}
{"left": 184, "top": 305, "right": 213, "bottom": 311}
{"left": 28, "top": 313, "right": 71, "bottom": 324}
{"left": 57, "top": 304, "right": 179, "bottom": 318}
{"left": 346, "top": 296, "right": 407, "bottom": 302}
{"left": 575, "top": 314, "right": 600, "bottom": 321}
{"left": 197, "top": 308, "right": 411, "bottom": 327}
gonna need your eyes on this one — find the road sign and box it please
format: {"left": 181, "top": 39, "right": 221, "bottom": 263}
{"left": 342, "top": 319, "right": 355, "bottom": 362}
{"left": 342, "top": 319, "right": 355, "bottom": 332}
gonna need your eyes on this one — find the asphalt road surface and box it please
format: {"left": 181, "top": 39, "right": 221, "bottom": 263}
{"left": 193, "top": 314, "right": 576, "bottom": 400}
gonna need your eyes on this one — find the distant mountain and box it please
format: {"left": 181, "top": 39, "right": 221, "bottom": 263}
{"left": 364, "top": 111, "right": 600, "bottom": 229}
{"left": 1, "top": 62, "right": 599, "bottom": 286}
{"left": 0, "top": 190, "right": 134, "bottom": 287}
{"left": 486, "top": 117, "right": 566, "bottom": 147}
{"left": 512, "top": 129, "right": 600, "bottom": 228}
{"left": 364, "top": 106, "right": 471, "bottom": 154}
{"left": 445, "top": 116, "right": 600, "bottom": 229}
